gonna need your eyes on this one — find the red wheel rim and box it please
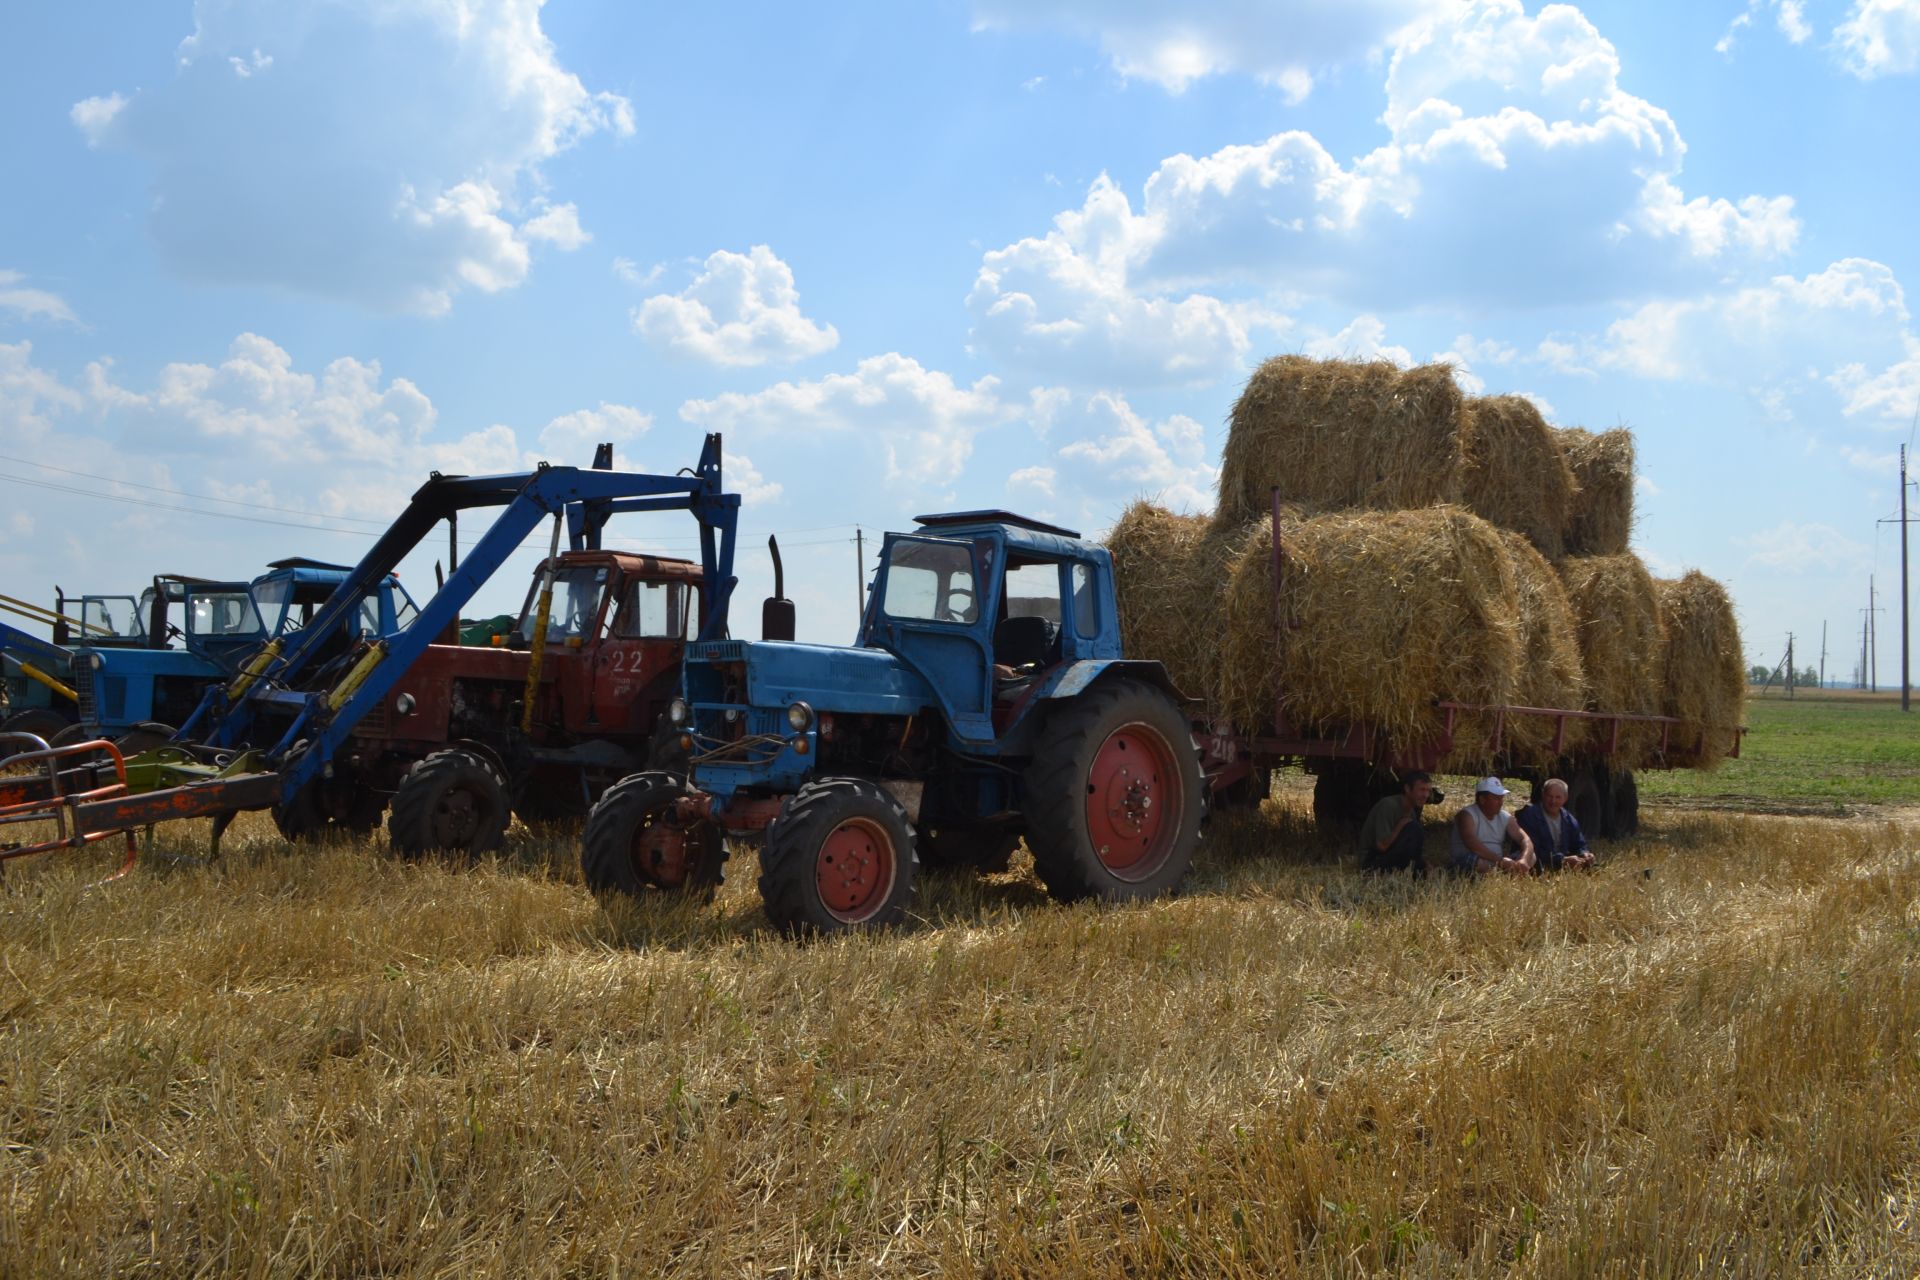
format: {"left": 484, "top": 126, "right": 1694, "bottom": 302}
{"left": 816, "top": 816, "right": 896, "bottom": 924}
{"left": 1084, "top": 722, "right": 1181, "bottom": 881}
{"left": 633, "top": 812, "right": 691, "bottom": 888}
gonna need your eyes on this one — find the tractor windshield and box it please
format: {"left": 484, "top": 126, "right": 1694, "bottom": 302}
{"left": 612, "top": 578, "right": 691, "bottom": 639}
{"left": 187, "top": 590, "right": 263, "bottom": 639}
{"left": 882, "top": 538, "right": 978, "bottom": 624}
{"left": 80, "top": 596, "right": 144, "bottom": 642}
{"left": 515, "top": 565, "right": 609, "bottom": 644}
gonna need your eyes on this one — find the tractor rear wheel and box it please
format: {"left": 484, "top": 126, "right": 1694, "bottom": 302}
{"left": 581, "top": 770, "right": 723, "bottom": 897}
{"left": 1565, "top": 769, "right": 1605, "bottom": 840}
{"left": 388, "top": 748, "right": 509, "bottom": 859}
{"left": 0, "top": 709, "right": 71, "bottom": 762}
{"left": 918, "top": 825, "right": 1020, "bottom": 874}
{"left": 759, "top": 778, "right": 917, "bottom": 934}
{"left": 1609, "top": 770, "right": 1640, "bottom": 838}
{"left": 1022, "top": 679, "right": 1203, "bottom": 904}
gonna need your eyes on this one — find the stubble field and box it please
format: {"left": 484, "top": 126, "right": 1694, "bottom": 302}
{"left": 3, "top": 691, "right": 1919, "bottom": 1276}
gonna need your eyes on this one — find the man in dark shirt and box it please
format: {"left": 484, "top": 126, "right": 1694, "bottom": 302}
{"left": 1356, "top": 771, "right": 1434, "bottom": 876}
{"left": 1514, "top": 777, "right": 1595, "bottom": 871}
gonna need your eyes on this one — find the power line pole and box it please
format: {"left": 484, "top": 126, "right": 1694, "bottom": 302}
{"left": 1821, "top": 620, "right": 1828, "bottom": 691}
{"left": 1872, "top": 575, "right": 1879, "bottom": 693}
{"left": 1904, "top": 444, "right": 1912, "bottom": 710}
{"left": 854, "top": 527, "right": 867, "bottom": 618}
{"left": 1786, "top": 633, "right": 1796, "bottom": 699}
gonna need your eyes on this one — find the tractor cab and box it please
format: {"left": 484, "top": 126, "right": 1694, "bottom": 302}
{"left": 60, "top": 574, "right": 225, "bottom": 651}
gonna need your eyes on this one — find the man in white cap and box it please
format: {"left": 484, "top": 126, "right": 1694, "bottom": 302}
{"left": 1449, "top": 777, "right": 1535, "bottom": 876}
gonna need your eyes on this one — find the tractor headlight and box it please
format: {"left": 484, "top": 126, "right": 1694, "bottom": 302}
{"left": 723, "top": 708, "right": 740, "bottom": 724}
{"left": 89, "top": 652, "right": 104, "bottom": 671}
{"left": 668, "top": 697, "right": 690, "bottom": 725}
{"left": 395, "top": 692, "right": 416, "bottom": 715}
{"left": 786, "top": 701, "right": 814, "bottom": 732}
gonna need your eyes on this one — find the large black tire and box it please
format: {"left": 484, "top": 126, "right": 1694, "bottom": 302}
{"left": 388, "top": 748, "right": 509, "bottom": 859}
{"left": 759, "top": 778, "right": 918, "bottom": 934}
{"left": 918, "top": 824, "right": 1020, "bottom": 874}
{"left": 0, "top": 709, "right": 71, "bottom": 763}
{"left": 1610, "top": 769, "right": 1639, "bottom": 838}
{"left": 1022, "top": 679, "right": 1204, "bottom": 904}
{"left": 1312, "top": 761, "right": 1378, "bottom": 828}
{"left": 49, "top": 722, "right": 99, "bottom": 748}
{"left": 115, "top": 721, "right": 176, "bottom": 757}
{"left": 274, "top": 772, "right": 388, "bottom": 843}
{"left": 581, "top": 770, "right": 723, "bottom": 897}
{"left": 1566, "top": 769, "right": 1606, "bottom": 840}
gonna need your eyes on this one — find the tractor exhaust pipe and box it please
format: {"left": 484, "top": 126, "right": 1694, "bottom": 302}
{"left": 763, "top": 536, "right": 795, "bottom": 642}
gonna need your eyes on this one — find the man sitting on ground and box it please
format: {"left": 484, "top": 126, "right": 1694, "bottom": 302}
{"left": 1357, "top": 771, "right": 1434, "bottom": 876}
{"left": 1449, "top": 777, "right": 1535, "bottom": 876}
{"left": 1514, "top": 778, "right": 1595, "bottom": 871}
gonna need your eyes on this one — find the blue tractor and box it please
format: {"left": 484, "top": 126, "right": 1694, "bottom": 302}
{"left": 62, "top": 560, "right": 416, "bottom": 753}
{"left": 580, "top": 511, "right": 1206, "bottom": 933}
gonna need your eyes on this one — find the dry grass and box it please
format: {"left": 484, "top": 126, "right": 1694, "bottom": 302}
{"left": 1655, "top": 571, "right": 1748, "bottom": 769}
{"left": 1216, "top": 356, "right": 1465, "bottom": 528}
{"left": 1554, "top": 427, "right": 1635, "bottom": 557}
{"left": 1557, "top": 554, "right": 1668, "bottom": 763}
{"left": 1219, "top": 506, "right": 1521, "bottom": 765}
{"left": 1460, "top": 395, "right": 1577, "bottom": 560}
{"left": 5, "top": 802, "right": 1920, "bottom": 1277}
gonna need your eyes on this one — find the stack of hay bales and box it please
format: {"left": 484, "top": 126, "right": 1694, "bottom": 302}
{"left": 1104, "top": 353, "right": 1742, "bottom": 771}
{"left": 1654, "top": 572, "right": 1747, "bottom": 767}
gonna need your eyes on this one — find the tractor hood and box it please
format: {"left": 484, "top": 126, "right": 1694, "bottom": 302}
{"left": 687, "top": 638, "right": 935, "bottom": 718}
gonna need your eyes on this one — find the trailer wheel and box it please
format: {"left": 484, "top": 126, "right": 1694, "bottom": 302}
{"left": 0, "top": 709, "right": 70, "bottom": 762}
{"left": 918, "top": 825, "right": 1020, "bottom": 874}
{"left": 388, "top": 748, "right": 509, "bottom": 859}
{"left": 1212, "top": 767, "right": 1271, "bottom": 812}
{"left": 1312, "top": 761, "right": 1379, "bottom": 828}
{"left": 1023, "top": 680, "right": 1203, "bottom": 904}
{"left": 759, "top": 778, "right": 917, "bottom": 934}
{"left": 1610, "top": 770, "right": 1640, "bottom": 838}
{"left": 581, "top": 770, "right": 722, "bottom": 897}
{"left": 1566, "top": 769, "right": 1606, "bottom": 839}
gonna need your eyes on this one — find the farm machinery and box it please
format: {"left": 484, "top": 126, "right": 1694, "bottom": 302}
{"left": 0, "top": 437, "right": 739, "bottom": 870}
{"left": 580, "top": 511, "right": 1205, "bottom": 934}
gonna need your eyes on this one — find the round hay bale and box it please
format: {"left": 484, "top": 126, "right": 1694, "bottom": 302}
{"left": 1557, "top": 554, "right": 1668, "bottom": 763}
{"left": 1556, "top": 427, "right": 1635, "bottom": 556}
{"left": 1106, "top": 501, "right": 1261, "bottom": 709}
{"left": 1654, "top": 572, "right": 1746, "bottom": 769}
{"left": 1219, "top": 506, "right": 1522, "bottom": 764}
{"left": 1498, "top": 531, "right": 1588, "bottom": 759}
{"left": 1215, "top": 355, "right": 1465, "bottom": 529}
{"left": 1462, "top": 395, "right": 1577, "bottom": 559}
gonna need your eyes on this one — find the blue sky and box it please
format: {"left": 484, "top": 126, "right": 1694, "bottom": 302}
{"left": 4, "top": 0, "right": 1920, "bottom": 684}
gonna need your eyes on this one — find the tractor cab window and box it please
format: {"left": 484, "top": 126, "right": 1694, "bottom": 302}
{"left": 882, "top": 538, "right": 977, "bottom": 624}
{"left": 187, "top": 591, "right": 262, "bottom": 639}
{"left": 1072, "top": 563, "right": 1099, "bottom": 637}
{"left": 80, "top": 596, "right": 144, "bottom": 641}
{"left": 516, "top": 564, "right": 610, "bottom": 644}
{"left": 613, "top": 578, "right": 690, "bottom": 639}
{"left": 251, "top": 578, "right": 296, "bottom": 635}
{"left": 391, "top": 582, "right": 419, "bottom": 631}
{"left": 997, "top": 560, "right": 1065, "bottom": 669}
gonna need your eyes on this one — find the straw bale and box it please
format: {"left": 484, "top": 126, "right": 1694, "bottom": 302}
{"left": 1106, "top": 501, "right": 1262, "bottom": 709}
{"left": 1215, "top": 356, "right": 1465, "bottom": 528}
{"left": 1556, "top": 427, "right": 1636, "bottom": 556}
{"left": 1654, "top": 572, "right": 1746, "bottom": 769}
{"left": 1219, "top": 506, "right": 1522, "bottom": 764}
{"left": 1500, "top": 531, "right": 1588, "bottom": 757}
{"left": 1462, "top": 395, "right": 1577, "bottom": 559}
{"left": 1557, "top": 554, "right": 1668, "bottom": 763}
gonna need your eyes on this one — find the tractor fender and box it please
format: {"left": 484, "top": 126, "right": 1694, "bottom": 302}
{"left": 449, "top": 737, "right": 512, "bottom": 785}
{"left": 1036, "top": 659, "right": 1186, "bottom": 706}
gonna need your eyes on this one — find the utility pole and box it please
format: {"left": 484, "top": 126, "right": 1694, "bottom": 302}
{"left": 1904, "top": 444, "right": 1912, "bottom": 710}
{"left": 1872, "top": 575, "right": 1879, "bottom": 693}
{"left": 1862, "top": 606, "right": 1872, "bottom": 690}
{"left": 1786, "top": 633, "right": 1795, "bottom": 699}
{"left": 1820, "top": 620, "right": 1828, "bottom": 691}
{"left": 854, "top": 528, "right": 866, "bottom": 617}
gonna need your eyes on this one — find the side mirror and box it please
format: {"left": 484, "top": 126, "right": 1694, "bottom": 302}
{"left": 763, "top": 535, "right": 796, "bottom": 642}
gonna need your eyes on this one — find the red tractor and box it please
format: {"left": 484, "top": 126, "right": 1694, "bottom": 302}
{"left": 290, "top": 547, "right": 703, "bottom": 853}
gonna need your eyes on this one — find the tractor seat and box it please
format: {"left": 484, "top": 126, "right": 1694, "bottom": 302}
{"left": 993, "top": 614, "right": 1058, "bottom": 670}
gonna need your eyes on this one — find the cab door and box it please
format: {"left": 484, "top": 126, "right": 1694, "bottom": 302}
{"left": 864, "top": 535, "right": 997, "bottom": 745}
{"left": 589, "top": 571, "right": 693, "bottom": 735}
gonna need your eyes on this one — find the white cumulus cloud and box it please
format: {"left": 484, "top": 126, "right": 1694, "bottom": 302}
{"left": 1740, "top": 522, "right": 1870, "bottom": 573}
{"left": 72, "top": 0, "right": 632, "bottom": 315}
{"left": 1838, "top": 0, "right": 1920, "bottom": 76}
{"left": 0, "top": 271, "right": 78, "bottom": 325}
{"left": 635, "top": 246, "right": 839, "bottom": 367}
{"left": 678, "top": 354, "right": 1008, "bottom": 484}
{"left": 972, "top": 0, "right": 1447, "bottom": 95}
{"left": 1046, "top": 391, "right": 1217, "bottom": 514}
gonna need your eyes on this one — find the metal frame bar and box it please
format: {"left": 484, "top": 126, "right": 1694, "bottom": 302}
{"left": 0, "top": 733, "right": 139, "bottom": 879}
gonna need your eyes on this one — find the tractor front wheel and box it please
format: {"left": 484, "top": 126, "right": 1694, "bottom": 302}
{"left": 759, "top": 778, "right": 918, "bottom": 934}
{"left": 581, "top": 770, "right": 723, "bottom": 897}
{"left": 1022, "top": 680, "right": 1203, "bottom": 904}
{"left": 388, "top": 748, "right": 509, "bottom": 859}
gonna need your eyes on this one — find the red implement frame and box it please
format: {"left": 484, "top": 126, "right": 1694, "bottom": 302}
{"left": 0, "top": 733, "right": 139, "bottom": 881}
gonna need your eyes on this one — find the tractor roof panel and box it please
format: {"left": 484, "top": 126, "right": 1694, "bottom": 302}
{"left": 549, "top": 548, "right": 703, "bottom": 581}
{"left": 266, "top": 557, "right": 355, "bottom": 572}
{"left": 915, "top": 510, "right": 1082, "bottom": 539}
